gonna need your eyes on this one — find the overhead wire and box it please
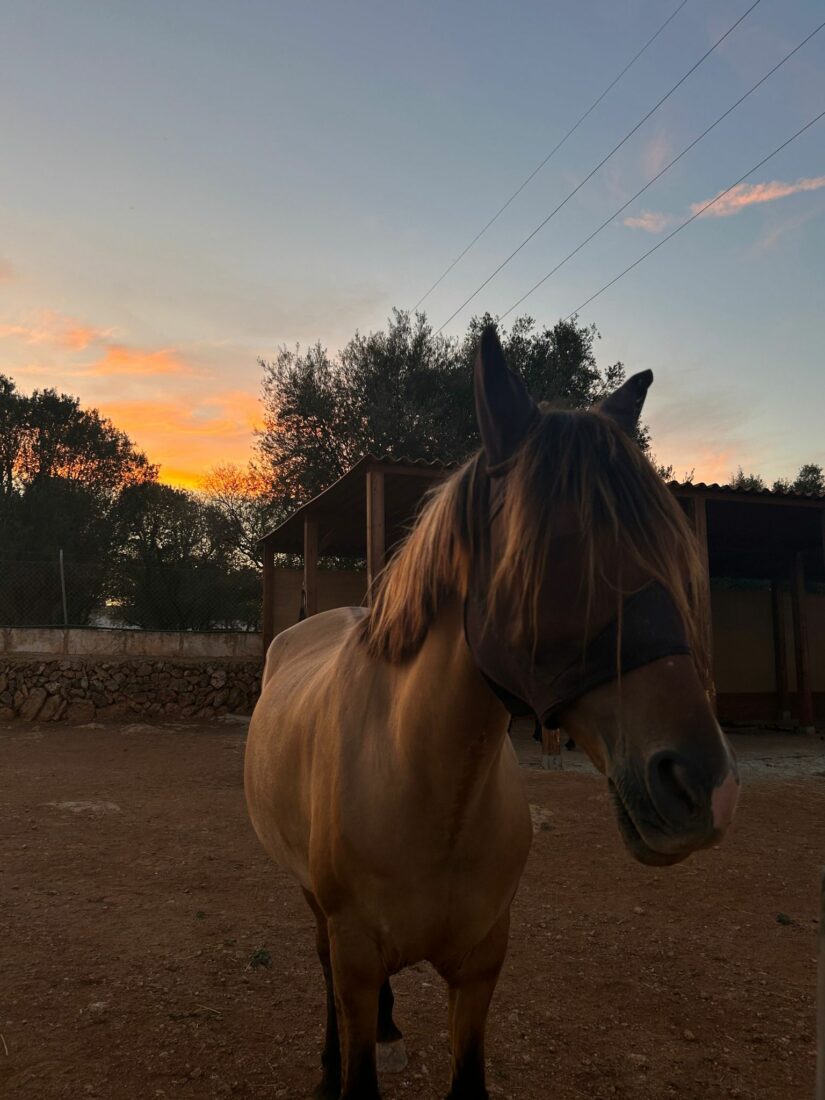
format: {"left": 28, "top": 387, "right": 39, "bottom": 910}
{"left": 435, "top": 0, "right": 763, "bottom": 333}
{"left": 411, "top": 0, "right": 691, "bottom": 311}
{"left": 500, "top": 17, "right": 825, "bottom": 318}
{"left": 563, "top": 107, "right": 825, "bottom": 320}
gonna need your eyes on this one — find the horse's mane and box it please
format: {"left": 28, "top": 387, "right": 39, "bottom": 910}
{"left": 361, "top": 407, "right": 708, "bottom": 678}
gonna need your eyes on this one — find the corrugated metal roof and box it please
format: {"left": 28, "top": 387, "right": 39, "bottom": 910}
{"left": 668, "top": 480, "right": 825, "bottom": 502}
{"left": 261, "top": 454, "right": 451, "bottom": 553}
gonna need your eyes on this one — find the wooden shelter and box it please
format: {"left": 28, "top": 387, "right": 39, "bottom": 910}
{"left": 260, "top": 456, "right": 447, "bottom": 648}
{"left": 261, "top": 459, "right": 825, "bottom": 731}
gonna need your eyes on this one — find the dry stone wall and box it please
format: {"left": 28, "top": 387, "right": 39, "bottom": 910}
{"left": 0, "top": 656, "right": 262, "bottom": 723}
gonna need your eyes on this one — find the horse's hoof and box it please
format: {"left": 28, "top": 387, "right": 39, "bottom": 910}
{"left": 376, "top": 1037, "right": 408, "bottom": 1073}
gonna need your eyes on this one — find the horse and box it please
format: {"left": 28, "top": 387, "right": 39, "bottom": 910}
{"left": 244, "top": 326, "right": 739, "bottom": 1099}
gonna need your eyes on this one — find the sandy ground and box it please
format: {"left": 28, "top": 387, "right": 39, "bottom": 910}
{"left": 2, "top": 718, "right": 824, "bottom": 1099}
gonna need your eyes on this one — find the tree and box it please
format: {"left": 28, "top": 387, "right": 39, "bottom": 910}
{"left": 112, "top": 482, "right": 260, "bottom": 630}
{"left": 772, "top": 463, "right": 824, "bottom": 495}
{"left": 729, "top": 467, "right": 766, "bottom": 492}
{"left": 0, "top": 377, "right": 158, "bottom": 625}
{"left": 8, "top": 383, "right": 156, "bottom": 493}
{"left": 255, "top": 310, "right": 636, "bottom": 506}
{"left": 791, "top": 463, "right": 824, "bottom": 495}
{"left": 0, "top": 376, "right": 28, "bottom": 499}
{"left": 201, "top": 463, "right": 282, "bottom": 568}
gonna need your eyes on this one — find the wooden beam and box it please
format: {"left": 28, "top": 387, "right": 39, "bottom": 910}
{"left": 791, "top": 551, "right": 815, "bottom": 733}
{"left": 366, "top": 469, "right": 386, "bottom": 601}
{"left": 690, "top": 495, "right": 715, "bottom": 707}
{"left": 262, "top": 542, "right": 275, "bottom": 656}
{"left": 770, "top": 577, "right": 790, "bottom": 720}
{"left": 303, "top": 516, "right": 319, "bottom": 618}
{"left": 366, "top": 464, "right": 448, "bottom": 480}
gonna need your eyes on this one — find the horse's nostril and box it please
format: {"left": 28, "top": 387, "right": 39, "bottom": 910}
{"left": 650, "top": 752, "right": 699, "bottom": 821}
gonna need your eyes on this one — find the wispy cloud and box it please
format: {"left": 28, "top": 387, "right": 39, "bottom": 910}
{"left": 624, "top": 175, "right": 825, "bottom": 233}
{"left": 0, "top": 310, "right": 111, "bottom": 350}
{"left": 622, "top": 210, "right": 675, "bottom": 233}
{"left": 748, "top": 206, "right": 819, "bottom": 258}
{"left": 83, "top": 344, "right": 192, "bottom": 377}
{"left": 0, "top": 258, "right": 14, "bottom": 283}
{"left": 691, "top": 175, "right": 825, "bottom": 218}
{"left": 642, "top": 132, "right": 671, "bottom": 178}
{"left": 0, "top": 308, "right": 196, "bottom": 378}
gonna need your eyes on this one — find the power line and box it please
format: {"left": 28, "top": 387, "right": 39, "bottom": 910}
{"left": 412, "top": 0, "right": 691, "bottom": 312}
{"left": 435, "top": 0, "right": 762, "bottom": 334}
{"left": 564, "top": 107, "right": 825, "bottom": 320}
{"left": 501, "top": 17, "right": 825, "bottom": 319}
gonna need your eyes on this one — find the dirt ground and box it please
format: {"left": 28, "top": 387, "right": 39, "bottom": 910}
{"left": 2, "top": 719, "right": 824, "bottom": 1100}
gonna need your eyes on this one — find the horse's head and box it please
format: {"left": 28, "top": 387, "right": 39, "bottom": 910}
{"left": 466, "top": 326, "right": 738, "bottom": 866}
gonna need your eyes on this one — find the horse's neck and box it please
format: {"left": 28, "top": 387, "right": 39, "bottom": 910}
{"left": 391, "top": 597, "right": 511, "bottom": 768}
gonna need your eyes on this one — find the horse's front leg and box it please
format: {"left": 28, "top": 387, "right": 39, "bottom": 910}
{"left": 329, "top": 919, "right": 385, "bottom": 1100}
{"left": 440, "top": 909, "right": 510, "bottom": 1100}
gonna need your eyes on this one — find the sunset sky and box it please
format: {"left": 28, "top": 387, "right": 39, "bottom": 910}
{"left": 1, "top": 0, "right": 823, "bottom": 489}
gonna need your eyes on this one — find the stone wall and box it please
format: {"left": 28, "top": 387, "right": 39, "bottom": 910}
{"left": 0, "top": 626, "right": 262, "bottom": 659}
{"left": 0, "top": 656, "right": 262, "bottom": 723}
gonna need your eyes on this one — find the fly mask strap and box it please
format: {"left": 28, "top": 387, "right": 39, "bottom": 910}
{"left": 465, "top": 581, "right": 691, "bottom": 728}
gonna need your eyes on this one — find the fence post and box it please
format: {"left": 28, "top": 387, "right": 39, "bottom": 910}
{"left": 59, "top": 549, "right": 68, "bottom": 627}
{"left": 818, "top": 867, "right": 825, "bottom": 1100}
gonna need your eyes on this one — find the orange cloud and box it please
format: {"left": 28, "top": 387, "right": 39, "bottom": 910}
{"left": 0, "top": 258, "right": 14, "bottom": 283}
{"left": 622, "top": 210, "right": 674, "bottom": 233}
{"left": 100, "top": 392, "right": 261, "bottom": 487}
{"left": 692, "top": 175, "right": 825, "bottom": 218}
{"left": 0, "top": 310, "right": 110, "bottom": 350}
{"left": 84, "top": 344, "right": 192, "bottom": 377}
{"left": 625, "top": 176, "right": 825, "bottom": 234}
{"left": 201, "top": 390, "right": 262, "bottom": 430}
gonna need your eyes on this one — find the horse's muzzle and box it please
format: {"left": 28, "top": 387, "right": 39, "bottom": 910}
{"left": 611, "top": 749, "right": 740, "bottom": 865}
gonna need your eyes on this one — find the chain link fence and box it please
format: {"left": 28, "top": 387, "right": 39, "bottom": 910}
{"left": 0, "top": 557, "right": 262, "bottom": 631}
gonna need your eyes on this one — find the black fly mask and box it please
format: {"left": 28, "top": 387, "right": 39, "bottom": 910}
{"left": 464, "top": 326, "right": 692, "bottom": 729}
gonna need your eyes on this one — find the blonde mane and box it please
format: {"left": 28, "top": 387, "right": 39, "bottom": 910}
{"left": 362, "top": 408, "right": 708, "bottom": 678}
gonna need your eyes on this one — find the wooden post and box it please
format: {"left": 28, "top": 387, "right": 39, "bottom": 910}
{"left": 790, "top": 551, "right": 814, "bottom": 733}
{"left": 770, "top": 577, "right": 790, "bottom": 720}
{"left": 818, "top": 867, "right": 825, "bottom": 1100}
{"left": 303, "top": 516, "right": 319, "bottom": 618}
{"left": 691, "top": 495, "right": 715, "bottom": 707}
{"left": 366, "top": 468, "right": 386, "bottom": 602}
{"left": 262, "top": 542, "right": 275, "bottom": 656}
{"left": 541, "top": 727, "right": 563, "bottom": 771}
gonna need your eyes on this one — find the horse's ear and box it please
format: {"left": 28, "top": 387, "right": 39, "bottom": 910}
{"left": 474, "top": 325, "right": 538, "bottom": 470}
{"left": 597, "top": 369, "right": 653, "bottom": 435}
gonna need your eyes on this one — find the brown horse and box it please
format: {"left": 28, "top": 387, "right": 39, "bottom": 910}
{"left": 245, "top": 327, "right": 739, "bottom": 1099}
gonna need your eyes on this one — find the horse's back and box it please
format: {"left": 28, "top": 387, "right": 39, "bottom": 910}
{"left": 244, "top": 606, "right": 367, "bottom": 887}
{"left": 261, "top": 605, "right": 367, "bottom": 688}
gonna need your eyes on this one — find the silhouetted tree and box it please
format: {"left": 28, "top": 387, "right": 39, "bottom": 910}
{"left": 0, "top": 377, "right": 157, "bottom": 624}
{"left": 255, "top": 310, "right": 637, "bottom": 507}
{"left": 791, "top": 463, "right": 824, "bottom": 495}
{"left": 112, "top": 482, "right": 260, "bottom": 629}
{"left": 201, "top": 463, "right": 282, "bottom": 568}
{"left": 729, "top": 467, "right": 766, "bottom": 492}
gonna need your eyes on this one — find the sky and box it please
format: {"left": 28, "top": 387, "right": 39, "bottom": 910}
{"left": 1, "top": 0, "right": 823, "bottom": 488}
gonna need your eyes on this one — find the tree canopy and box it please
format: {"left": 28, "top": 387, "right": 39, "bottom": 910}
{"left": 1, "top": 312, "right": 821, "bottom": 630}
{"left": 255, "top": 310, "right": 639, "bottom": 507}
{"left": 729, "top": 463, "right": 825, "bottom": 495}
